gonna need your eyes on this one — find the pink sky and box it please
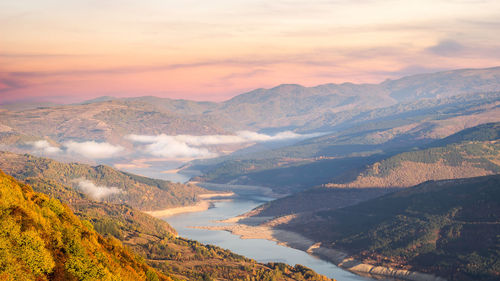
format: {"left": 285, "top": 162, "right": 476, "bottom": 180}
{"left": 1, "top": 0, "right": 500, "bottom": 104}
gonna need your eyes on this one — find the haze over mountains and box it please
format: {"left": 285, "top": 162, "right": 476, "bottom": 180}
{"left": 1, "top": 67, "right": 500, "bottom": 164}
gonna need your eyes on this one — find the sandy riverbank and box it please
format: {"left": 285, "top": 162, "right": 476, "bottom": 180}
{"left": 194, "top": 218, "right": 446, "bottom": 281}
{"left": 146, "top": 192, "right": 235, "bottom": 218}
{"left": 192, "top": 182, "right": 284, "bottom": 198}
{"left": 198, "top": 192, "right": 235, "bottom": 199}
{"left": 146, "top": 201, "right": 213, "bottom": 218}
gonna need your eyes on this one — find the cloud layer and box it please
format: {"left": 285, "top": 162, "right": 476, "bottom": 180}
{"left": 75, "top": 179, "right": 123, "bottom": 201}
{"left": 127, "top": 130, "right": 321, "bottom": 158}
{"left": 23, "top": 131, "right": 319, "bottom": 161}
{"left": 64, "top": 141, "right": 124, "bottom": 159}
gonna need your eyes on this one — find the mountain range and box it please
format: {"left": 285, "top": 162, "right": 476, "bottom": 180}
{"left": 1, "top": 67, "right": 499, "bottom": 149}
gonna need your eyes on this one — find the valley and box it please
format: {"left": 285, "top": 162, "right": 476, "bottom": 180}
{"left": 4, "top": 1, "right": 500, "bottom": 280}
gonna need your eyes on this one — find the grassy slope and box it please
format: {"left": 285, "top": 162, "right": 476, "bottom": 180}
{"left": 281, "top": 175, "right": 500, "bottom": 281}
{"left": 0, "top": 151, "right": 207, "bottom": 211}
{"left": 0, "top": 170, "right": 172, "bottom": 281}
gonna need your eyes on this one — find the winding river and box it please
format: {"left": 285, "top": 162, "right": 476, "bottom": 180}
{"left": 122, "top": 161, "right": 371, "bottom": 281}
{"left": 166, "top": 197, "right": 370, "bottom": 281}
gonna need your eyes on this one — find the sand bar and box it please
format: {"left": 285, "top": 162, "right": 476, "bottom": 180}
{"left": 146, "top": 192, "right": 234, "bottom": 218}
{"left": 146, "top": 201, "right": 213, "bottom": 218}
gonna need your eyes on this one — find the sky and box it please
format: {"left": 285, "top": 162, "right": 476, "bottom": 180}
{"left": 1, "top": 0, "right": 500, "bottom": 104}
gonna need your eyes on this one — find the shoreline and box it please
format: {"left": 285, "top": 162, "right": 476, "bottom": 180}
{"left": 146, "top": 201, "right": 213, "bottom": 218}
{"left": 194, "top": 218, "right": 446, "bottom": 281}
{"left": 146, "top": 192, "right": 235, "bottom": 218}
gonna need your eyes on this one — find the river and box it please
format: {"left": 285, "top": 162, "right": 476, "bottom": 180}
{"left": 165, "top": 194, "right": 371, "bottom": 280}
{"left": 124, "top": 162, "right": 371, "bottom": 281}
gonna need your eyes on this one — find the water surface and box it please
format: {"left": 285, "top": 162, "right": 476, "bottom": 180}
{"left": 166, "top": 198, "right": 371, "bottom": 281}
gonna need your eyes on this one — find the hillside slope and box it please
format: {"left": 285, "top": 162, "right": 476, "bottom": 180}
{"left": 0, "top": 151, "right": 207, "bottom": 211}
{"left": 245, "top": 123, "right": 500, "bottom": 218}
{"left": 0, "top": 99, "right": 225, "bottom": 145}
{"left": 326, "top": 140, "right": 499, "bottom": 188}
{"left": 280, "top": 175, "right": 500, "bottom": 281}
{"left": 0, "top": 170, "right": 171, "bottom": 281}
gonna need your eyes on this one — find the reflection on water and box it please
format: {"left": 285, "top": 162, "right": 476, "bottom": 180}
{"left": 166, "top": 198, "right": 371, "bottom": 281}
{"left": 118, "top": 160, "right": 194, "bottom": 183}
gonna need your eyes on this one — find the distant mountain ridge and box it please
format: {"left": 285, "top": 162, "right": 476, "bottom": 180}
{"left": 1, "top": 67, "right": 499, "bottom": 147}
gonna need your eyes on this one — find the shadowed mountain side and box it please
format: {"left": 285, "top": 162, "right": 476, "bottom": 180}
{"left": 246, "top": 187, "right": 399, "bottom": 218}
{"left": 0, "top": 151, "right": 208, "bottom": 211}
{"left": 425, "top": 122, "right": 500, "bottom": 148}
{"left": 194, "top": 155, "right": 385, "bottom": 194}
{"left": 244, "top": 122, "right": 500, "bottom": 226}
{"left": 194, "top": 121, "right": 500, "bottom": 194}
{"left": 278, "top": 175, "right": 500, "bottom": 281}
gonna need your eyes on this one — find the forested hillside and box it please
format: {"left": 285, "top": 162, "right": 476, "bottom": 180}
{"left": 326, "top": 140, "right": 499, "bottom": 188}
{"left": 281, "top": 175, "right": 500, "bottom": 281}
{"left": 0, "top": 170, "right": 172, "bottom": 281}
{"left": 194, "top": 122, "right": 500, "bottom": 198}
{"left": 0, "top": 151, "right": 207, "bottom": 211}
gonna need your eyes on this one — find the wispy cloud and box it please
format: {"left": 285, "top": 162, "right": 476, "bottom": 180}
{"left": 75, "top": 179, "right": 122, "bottom": 200}
{"left": 127, "top": 131, "right": 322, "bottom": 159}
{"left": 426, "top": 39, "right": 465, "bottom": 56}
{"left": 64, "top": 141, "right": 124, "bottom": 159}
{"left": 221, "top": 68, "right": 270, "bottom": 80}
{"left": 0, "top": 77, "right": 28, "bottom": 93}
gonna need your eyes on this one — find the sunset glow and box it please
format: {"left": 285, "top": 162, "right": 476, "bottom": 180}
{"left": 1, "top": 0, "right": 500, "bottom": 103}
